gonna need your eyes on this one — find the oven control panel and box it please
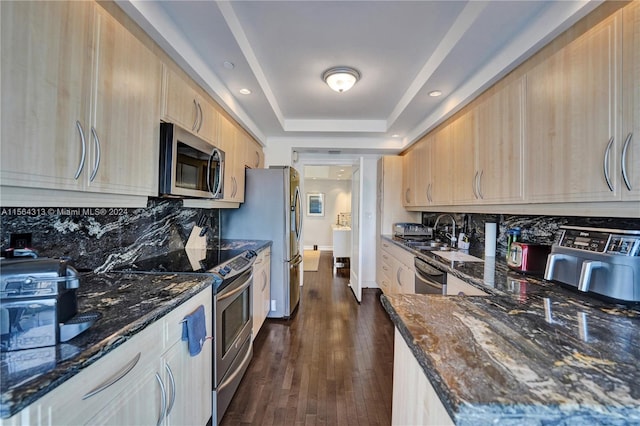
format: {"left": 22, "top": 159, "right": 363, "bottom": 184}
{"left": 559, "top": 227, "right": 640, "bottom": 256}
{"left": 213, "top": 250, "right": 257, "bottom": 277}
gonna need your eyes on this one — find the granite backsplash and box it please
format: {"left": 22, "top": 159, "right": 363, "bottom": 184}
{"left": 0, "top": 199, "right": 219, "bottom": 272}
{"left": 422, "top": 212, "right": 640, "bottom": 257}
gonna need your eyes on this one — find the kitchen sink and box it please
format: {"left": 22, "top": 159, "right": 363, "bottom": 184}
{"left": 404, "top": 240, "right": 453, "bottom": 251}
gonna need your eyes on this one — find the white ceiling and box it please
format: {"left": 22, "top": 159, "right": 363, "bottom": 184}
{"left": 117, "top": 0, "right": 600, "bottom": 155}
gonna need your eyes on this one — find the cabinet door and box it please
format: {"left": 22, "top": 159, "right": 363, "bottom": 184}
{"left": 162, "top": 68, "right": 202, "bottom": 136}
{"left": 476, "top": 77, "right": 524, "bottom": 204}
{"left": 245, "top": 138, "right": 264, "bottom": 169}
{"left": 622, "top": 2, "right": 640, "bottom": 200}
{"left": 451, "top": 110, "right": 478, "bottom": 204}
{"left": 525, "top": 12, "right": 622, "bottom": 202}
{"left": 413, "top": 138, "right": 431, "bottom": 206}
{"left": 392, "top": 330, "right": 454, "bottom": 426}
{"left": 162, "top": 339, "right": 212, "bottom": 426}
{"left": 402, "top": 148, "right": 418, "bottom": 207}
{"left": 218, "top": 115, "right": 245, "bottom": 202}
{"left": 429, "top": 127, "right": 453, "bottom": 205}
{"left": 0, "top": 1, "right": 92, "bottom": 191}
{"left": 396, "top": 262, "right": 414, "bottom": 294}
{"left": 89, "top": 7, "right": 161, "bottom": 196}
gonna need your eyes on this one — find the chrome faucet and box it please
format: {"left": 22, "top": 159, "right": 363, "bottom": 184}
{"left": 433, "top": 214, "right": 456, "bottom": 246}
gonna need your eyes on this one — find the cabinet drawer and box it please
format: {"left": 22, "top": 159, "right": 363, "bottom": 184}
{"left": 381, "top": 240, "right": 414, "bottom": 269}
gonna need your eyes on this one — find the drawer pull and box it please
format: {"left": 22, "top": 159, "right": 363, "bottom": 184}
{"left": 82, "top": 352, "right": 141, "bottom": 400}
{"left": 165, "top": 363, "right": 176, "bottom": 416}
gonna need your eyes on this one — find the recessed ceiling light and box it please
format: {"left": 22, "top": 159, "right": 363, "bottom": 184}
{"left": 239, "top": 88, "right": 252, "bottom": 95}
{"left": 340, "top": 169, "right": 344, "bottom": 172}
{"left": 429, "top": 90, "right": 443, "bottom": 97}
{"left": 223, "top": 61, "right": 235, "bottom": 69}
{"left": 392, "top": 134, "right": 401, "bottom": 138}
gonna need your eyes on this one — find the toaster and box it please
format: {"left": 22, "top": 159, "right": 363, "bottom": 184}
{"left": 0, "top": 258, "right": 100, "bottom": 352}
{"left": 507, "top": 242, "right": 551, "bottom": 274}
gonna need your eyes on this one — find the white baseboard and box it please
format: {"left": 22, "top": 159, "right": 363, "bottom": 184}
{"left": 303, "top": 245, "right": 333, "bottom": 251}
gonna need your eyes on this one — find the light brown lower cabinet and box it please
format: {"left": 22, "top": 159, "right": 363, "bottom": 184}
{"left": 0, "top": 288, "right": 212, "bottom": 426}
{"left": 392, "top": 329, "right": 454, "bottom": 426}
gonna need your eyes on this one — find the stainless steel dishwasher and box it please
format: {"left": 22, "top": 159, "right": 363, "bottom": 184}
{"left": 414, "top": 257, "right": 446, "bottom": 294}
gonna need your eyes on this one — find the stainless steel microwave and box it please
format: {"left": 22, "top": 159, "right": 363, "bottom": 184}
{"left": 159, "top": 122, "right": 224, "bottom": 199}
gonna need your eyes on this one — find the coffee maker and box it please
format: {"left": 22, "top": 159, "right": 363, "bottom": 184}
{"left": 545, "top": 226, "right": 640, "bottom": 303}
{"left": 0, "top": 258, "right": 100, "bottom": 351}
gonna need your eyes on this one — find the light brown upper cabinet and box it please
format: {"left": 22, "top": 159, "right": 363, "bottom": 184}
{"left": 427, "top": 126, "right": 453, "bottom": 205}
{"left": 217, "top": 115, "right": 245, "bottom": 203}
{"left": 622, "top": 1, "right": 640, "bottom": 201}
{"left": 245, "top": 137, "right": 265, "bottom": 169}
{"left": 402, "top": 147, "right": 418, "bottom": 207}
{"left": 1, "top": 1, "right": 161, "bottom": 197}
{"left": 162, "top": 66, "right": 218, "bottom": 145}
{"left": 413, "top": 136, "right": 430, "bottom": 206}
{"left": 474, "top": 77, "right": 524, "bottom": 204}
{"left": 451, "top": 109, "right": 478, "bottom": 204}
{"left": 525, "top": 11, "right": 622, "bottom": 203}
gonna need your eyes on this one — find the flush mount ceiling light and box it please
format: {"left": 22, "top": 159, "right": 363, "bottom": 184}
{"left": 322, "top": 66, "right": 360, "bottom": 93}
{"left": 429, "top": 90, "right": 443, "bottom": 97}
{"left": 239, "top": 88, "right": 252, "bottom": 95}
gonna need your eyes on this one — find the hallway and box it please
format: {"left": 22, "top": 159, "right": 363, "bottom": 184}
{"left": 221, "top": 251, "right": 395, "bottom": 426}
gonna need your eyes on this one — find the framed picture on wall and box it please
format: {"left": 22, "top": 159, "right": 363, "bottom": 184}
{"left": 306, "top": 193, "right": 324, "bottom": 216}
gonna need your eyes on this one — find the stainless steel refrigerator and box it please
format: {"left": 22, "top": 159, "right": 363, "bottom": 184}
{"left": 221, "top": 166, "right": 302, "bottom": 318}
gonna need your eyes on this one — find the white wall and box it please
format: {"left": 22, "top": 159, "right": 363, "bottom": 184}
{"left": 303, "top": 179, "right": 351, "bottom": 250}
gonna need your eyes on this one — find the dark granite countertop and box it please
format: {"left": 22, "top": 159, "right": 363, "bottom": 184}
{"left": 380, "top": 235, "right": 640, "bottom": 424}
{"left": 0, "top": 239, "right": 271, "bottom": 419}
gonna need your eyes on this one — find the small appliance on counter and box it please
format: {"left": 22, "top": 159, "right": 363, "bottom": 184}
{"left": 393, "top": 223, "right": 433, "bottom": 239}
{"left": 0, "top": 258, "right": 101, "bottom": 352}
{"left": 507, "top": 242, "right": 551, "bottom": 274}
{"left": 544, "top": 226, "right": 640, "bottom": 303}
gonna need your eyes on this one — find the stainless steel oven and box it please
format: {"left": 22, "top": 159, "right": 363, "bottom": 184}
{"left": 159, "top": 122, "right": 225, "bottom": 199}
{"left": 214, "top": 263, "right": 253, "bottom": 424}
{"left": 414, "top": 257, "right": 446, "bottom": 295}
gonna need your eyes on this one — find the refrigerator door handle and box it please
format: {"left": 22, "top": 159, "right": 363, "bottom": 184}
{"left": 293, "top": 186, "right": 302, "bottom": 243}
{"left": 289, "top": 253, "right": 303, "bottom": 266}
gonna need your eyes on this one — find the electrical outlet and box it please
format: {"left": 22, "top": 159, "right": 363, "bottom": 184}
{"left": 10, "top": 233, "right": 32, "bottom": 249}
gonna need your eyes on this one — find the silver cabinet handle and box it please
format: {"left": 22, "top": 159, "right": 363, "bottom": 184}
{"left": 254, "top": 151, "right": 260, "bottom": 168}
{"left": 89, "top": 127, "right": 101, "bottom": 182}
{"left": 382, "top": 265, "right": 389, "bottom": 271}
{"left": 477, "top": 169, "right": 484, "bottom": 199}
{"left": 155, "top": 372, "right": 167, "bottom": 426}
{"left": 74, "top": 121, "right": 86, "bottom": 179}
{"left": 472, "top": 171, "right": 479, "bottom": 199}
{"left": 196, "top": 102, "right": 203, "bottom": 132}
{"left": 622, "top": 132, "right": 633, "bottom": 191}
{"left": 261, "top": 270, "right": 267, "bottom": 291}
{"left": 396, "top": 268, "right": 402, "bottom": 287}
{"left": 165, "top": 363, "right": 176, "bottom": 416}
{"left": 427, "top": 183, "right": 433, "bottom": 203}
{"left": 192, "top": 99, "right": 198, "bottom": 131}
{"left": 82, "top": 352, "right": 141, "bottom": 400}
{"left": 603, "top": 136, "right": 614, "bottom": 192}
{"left": 405, "top": 188, "right": 410, "bottom": 204}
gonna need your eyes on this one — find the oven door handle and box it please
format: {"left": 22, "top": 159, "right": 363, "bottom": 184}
{"left": 217, "top": 273, "right": 253, "bottom": 302}
{"left": 218, "top": 340, "right": 252, "bottom": 392}
{"left": 415, "top": 271, "right": 445, "bottom": 292}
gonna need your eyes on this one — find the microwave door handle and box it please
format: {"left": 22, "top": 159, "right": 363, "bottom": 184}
{"left": 212, "top": 148, "right": 224, "bottom": 198}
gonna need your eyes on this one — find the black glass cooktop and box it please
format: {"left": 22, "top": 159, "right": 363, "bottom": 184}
{"left": 114, "top": 248, "right": 248, "bottom": 274}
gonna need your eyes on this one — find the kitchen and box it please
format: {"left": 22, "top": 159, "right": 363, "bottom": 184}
{"left": 1, "top": 0, "right": 639, "bottom": 425}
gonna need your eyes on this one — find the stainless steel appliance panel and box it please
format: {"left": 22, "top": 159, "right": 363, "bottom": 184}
{"left": 159, "top": 122, "right": 224, "bottom": 199}
{"left": 221, "top": 167, "right": 301, "bottom": 318}
{"left": 414, "top": 257, "right": 446, "bottom": 295}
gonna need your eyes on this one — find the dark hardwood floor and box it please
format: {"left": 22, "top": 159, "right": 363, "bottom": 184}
{"left": 221, "top": 251, "right": 395, "bottom": 426}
